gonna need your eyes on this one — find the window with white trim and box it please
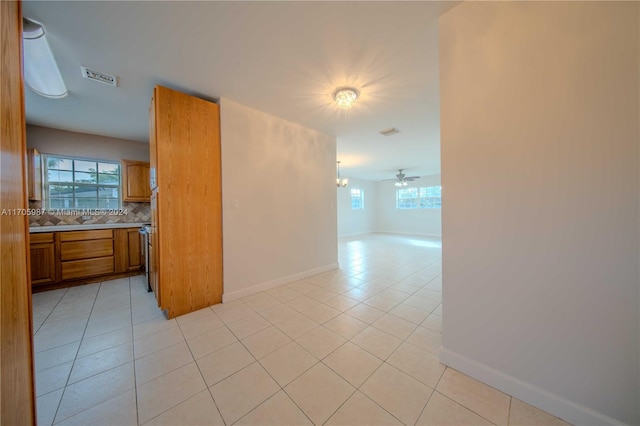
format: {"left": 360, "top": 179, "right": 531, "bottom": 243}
{"left": 396, "top": 186, "right": 441, "bottom": 209}
{"left": 44, "top": 155, "right": 121, "bottom": 210}
{"left": 351, "top": 188, "right": 364, "bottom": 210}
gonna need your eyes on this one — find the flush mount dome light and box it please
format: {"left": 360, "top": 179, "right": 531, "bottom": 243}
{"left": 332, "top": 87, "right": 359, "bottom": 110}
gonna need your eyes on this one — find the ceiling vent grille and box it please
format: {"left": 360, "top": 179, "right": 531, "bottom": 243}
{"left": 379, "top": 127, "right": 401, "bottom": 136}
{"left": 81, "top": 66, "right": 117, "bottom": 87}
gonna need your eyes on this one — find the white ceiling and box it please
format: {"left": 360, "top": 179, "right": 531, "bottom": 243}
{"left": 23, "top": 1, "right": 457, "bottom": 181}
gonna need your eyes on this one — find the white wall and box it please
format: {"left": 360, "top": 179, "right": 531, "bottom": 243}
{"left": 26, "top": 125, "right": 149, "bottom": 162}
{"left": 376, "top": 174, "right": 441, "bottom": 237}
{"left": 337, "top": 178, "right": 377, "bottom": 237}
{"left": 220, "top": 98, "right": 338, "bottom": 300}
{"left": 440, "top": 2, "right": 639, "bottom": 425}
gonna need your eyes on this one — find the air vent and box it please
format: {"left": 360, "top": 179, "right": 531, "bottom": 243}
{"left": 379, "top": 127, "right": 401, "bottom": 136}
{"left": 81, "top": 66, "right": 118, "bottom": 87}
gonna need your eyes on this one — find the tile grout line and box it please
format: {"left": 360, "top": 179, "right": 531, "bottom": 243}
{"left": 219, "top": 357, "right": 281, "bottom": 425}
{"left": 49, "top": 282, "right": 102, "bottom": 425}
{"left": 32, "top": 287, "right": 70, "bottom": 335}
{"left": 318, "top": 353, "right": 400, "bottom": 425}
{"left": 128, "top": 277, "right": 141, "bottom": 426}
{"left": 219, "top": 296, "right": 344, "bottom": 425}
{"left": 426, "top": 388, "right": 501, "bottom": 426}
{"left": 233, "top": 276, "right": 440, "bottom": 426}
{"left": 340, "top": 275, "right": 443, "bottom": 424}
{"left": 175, "top": 311, "right": 228, "bottom": 426}
{"left": 413, "top": 360, "right": 448, "bottom": 424}
{"left": 185, "top": 311, "right": 229, "bottom": 426}
{"left": 51, "top": 278, "right": 139, "bottom": 425}
{"left": 36, "top": 236, "right": 445, "bottom": 426}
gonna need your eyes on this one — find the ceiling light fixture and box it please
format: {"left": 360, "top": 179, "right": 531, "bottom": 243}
{"left": 332, "top": 87, "right": 359, "bottom": 110}
{"left": 392, "top": 169, "right": 418, "bottom": 187}
{"left": 336, "top": 161, "right": 348, "bottom": 188}
{"left": 22, "top": 18, "right": 68, "bottom": 99}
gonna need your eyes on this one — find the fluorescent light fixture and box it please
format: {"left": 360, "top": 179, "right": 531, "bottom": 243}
{"left": 22, "top": 18, "right": 68, "bottom": 99}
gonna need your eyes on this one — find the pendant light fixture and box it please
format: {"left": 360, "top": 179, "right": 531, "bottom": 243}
{"left": 22, "top": 18, "right": 68, "bottom": 99}
{"left": 336, "top": 161, "right": 348, "bottom": 188}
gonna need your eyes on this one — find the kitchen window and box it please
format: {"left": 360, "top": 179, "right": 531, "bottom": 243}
{"left": 43, "top": 155, "right": 121, "bottom": 210}
{"left": 397, "top": 186, "right": 442, "bottom": 209}
{"left": 351, "top": 188, "right": 364, "bottom": 210}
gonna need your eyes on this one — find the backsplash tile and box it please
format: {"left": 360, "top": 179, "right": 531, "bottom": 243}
{"left": 28, "top": 200, "right": 150, "bottom": 227}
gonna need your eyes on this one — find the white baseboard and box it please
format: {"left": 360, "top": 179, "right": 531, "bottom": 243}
{"left": 338, "top": 231, "right": 375, "bottom": 238}
{"left": 439, "top": 347, "right": 625, "bottom": 426}
{"left": 374, "top": 230, "right": 442, "bottom": 239}
{"left": 222, "top": 263, "right": 339, "bottom": 302}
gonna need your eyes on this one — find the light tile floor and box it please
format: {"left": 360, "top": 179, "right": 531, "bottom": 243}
{"left": 33, "top": 233, "right": 571, "bottom": 425}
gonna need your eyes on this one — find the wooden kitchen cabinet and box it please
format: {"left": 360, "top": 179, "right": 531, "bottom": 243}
{"left": 122, "top": 159, "right": 151, "bottom": 202}
{"left": 29, "top": 226, "right": 145, "bottom": 291}
{"left": 115, "top": 227, "right": 143, "bottom": 272}
{"left": 26, "top": 147, "right": 42, "bottom": 201}
{"left": 149, "top": 85, "right": 223, "bottom": 318}
{"left": 60, "top": 229, "right": 115, "bottom": 280}
{"left": 29, "top": 233, "right": 55, "bottom": 287}
{"left": 127, "top": 228, "right": 143, "bottom": 271}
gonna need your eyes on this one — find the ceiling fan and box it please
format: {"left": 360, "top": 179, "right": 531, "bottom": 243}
{"left": 387, "top": 169, "right": 420, "bottom": 187}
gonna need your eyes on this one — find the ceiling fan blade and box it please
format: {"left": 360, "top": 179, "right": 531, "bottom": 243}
{"left": 405, "top": 176, "right": 420, "bottom": 180}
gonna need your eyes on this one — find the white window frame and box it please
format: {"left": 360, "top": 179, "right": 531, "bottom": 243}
{"left": 396, "top": 186, "right": 442, "bottom": 209}
{"left": 43, "top": 154, "right": 122, "bottom": 210}
{"left": 351, "top": 188, "right": 364, "bottom": 210}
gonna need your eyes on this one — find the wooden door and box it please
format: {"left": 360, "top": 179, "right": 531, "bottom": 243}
{"left": 0, "top": 0, "right": 37, "bottom": 423}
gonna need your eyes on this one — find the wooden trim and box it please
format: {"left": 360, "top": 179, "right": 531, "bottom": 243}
{"left": 0, "top": 0, "right": 36, "bottom": 423}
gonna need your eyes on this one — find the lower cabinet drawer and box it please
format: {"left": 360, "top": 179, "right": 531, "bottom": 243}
{"left": 61, "top": 257, "right": 115, "bottom": 280}
{"left": 61, "top": 239, "right": 114, "bottom": 261}
{"left": 59, "top": 229, "right": 113, "bottom": 242}
{"left": 30, "top": 232, "right": 54, "bottom": 244}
